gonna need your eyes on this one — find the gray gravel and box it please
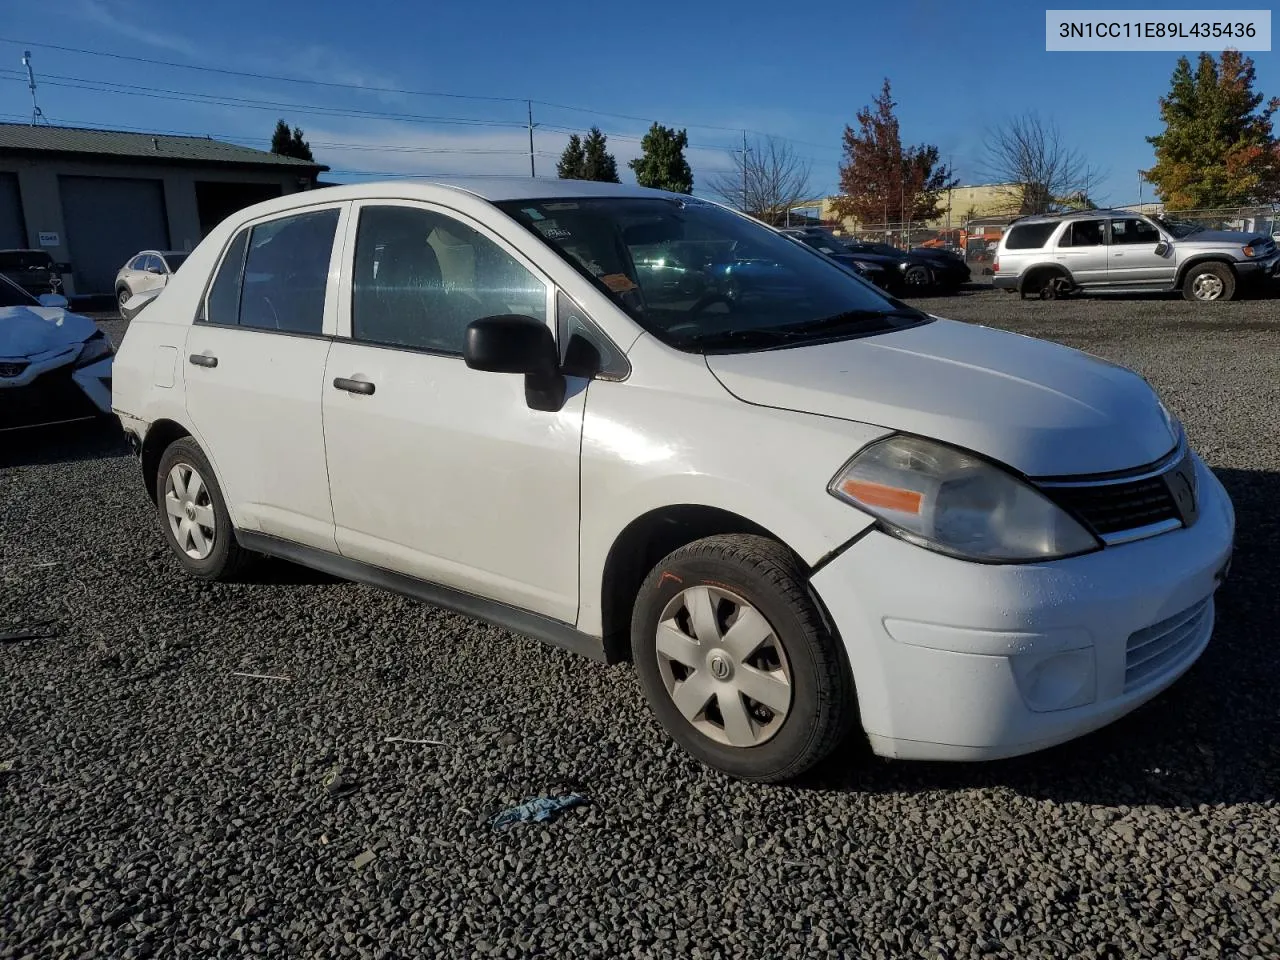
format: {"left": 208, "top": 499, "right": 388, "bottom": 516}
{"left": 3, "top": 288, "right": 1279, "bottom": 959}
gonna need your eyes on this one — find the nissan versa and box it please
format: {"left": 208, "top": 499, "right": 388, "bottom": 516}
{"left": 109, "top": 180, "right": 1235, "bottom": 782}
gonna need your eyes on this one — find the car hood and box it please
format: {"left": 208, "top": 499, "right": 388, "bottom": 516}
{"left": 1184, "top": 229, "right": 1268, "bottom": 245}
{"left": 705, "top": 318, "right": 1177, "bottom": 477}
{"left": 0, "top": 305, "right": 99, "bottom": 360}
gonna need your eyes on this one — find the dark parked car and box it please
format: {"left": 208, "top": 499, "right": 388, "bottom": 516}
{"left": 778, "top": 229, "right": 893, "bottom": 289}
{"left": 842, "top": 241, "right": 971, "bottom": 292}
{"left": 0, "top": 249, "right": 65, "bottom": 298}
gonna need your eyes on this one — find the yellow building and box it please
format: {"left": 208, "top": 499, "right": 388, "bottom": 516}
{"left": 791, "top": 183, "right": 1022, "bottom": 235}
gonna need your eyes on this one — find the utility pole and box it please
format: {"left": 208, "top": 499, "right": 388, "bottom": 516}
{"left": 527, "top": 101, "right": 536, "bottom": 178}
{"left": 22, "top": 51, "right": 44, "bottom": 126}
{"left": 741, "top": 130, "right": 748, "bottom": 214}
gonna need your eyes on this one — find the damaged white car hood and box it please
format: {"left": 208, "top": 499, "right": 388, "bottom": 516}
{"left": 706, "top": 318, "right": 1177, "bottom": 477}
{"left": 0, "top": 305, "right": 99, "bottom": 360}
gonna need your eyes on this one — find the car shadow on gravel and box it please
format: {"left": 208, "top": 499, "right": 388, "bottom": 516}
{"left": 0, "top": 419, "right": 129, "bottom": 468}
{"left": 804, "top": 466, "right": 1279, "bottom": 810}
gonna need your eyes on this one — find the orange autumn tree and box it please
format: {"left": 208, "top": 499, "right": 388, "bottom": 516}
{"left": 831, "top": 79, "right": 955, "bottom": 227}
{"left": 1145, "top": 50, "right": 1280, "bottom": 211}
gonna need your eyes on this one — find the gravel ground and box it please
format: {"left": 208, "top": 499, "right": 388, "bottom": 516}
{"left": 2, "top": 289, "right": 1279, "bottom": 959}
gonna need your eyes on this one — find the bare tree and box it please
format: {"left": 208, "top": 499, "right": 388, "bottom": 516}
{"left": 982, "top": 113, "right": 1102, "bottom": 214}
{"left": 706, "top": 136, "right": 817, "bottom": 225}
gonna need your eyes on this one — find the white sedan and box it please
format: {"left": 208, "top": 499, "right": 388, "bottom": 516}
{"left": 0, "top": 274, "right": 113, "bottom": 432}
{"left": 109, "top": 179, "right": 1234, "bottom": 782}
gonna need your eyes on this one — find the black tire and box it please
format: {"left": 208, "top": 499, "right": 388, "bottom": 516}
{"left": 631, "top": 534, "right": 856, "bottom": 782}
{"left": 1181, "top": 262, "right": 1236, "bottom": 302}
{"left": 117, "top": 287, "right": 131, "bottom": 309}
{"left": 903, "top": 264, "right": 931, "bottom": 292}
{"left": 155, "top": 437, "right": 251, "bottom": 581}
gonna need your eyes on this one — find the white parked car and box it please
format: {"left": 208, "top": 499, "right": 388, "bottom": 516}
{"left": 1, "top": 274, "right": 114, "bottom": 432}
{"left": 114, "top": 249, "right": 190, "bottom": 312}
{"left": 110, "top": 180, "right": 1235, "bottom": 782}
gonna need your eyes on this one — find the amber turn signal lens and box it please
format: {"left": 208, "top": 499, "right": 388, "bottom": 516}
{"left": 840, "top": 478, "right": 923, "bottom": 514}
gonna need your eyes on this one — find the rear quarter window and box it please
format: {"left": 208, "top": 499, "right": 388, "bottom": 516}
{"left": 1004, "top": 223, "right": 1058, "bottom": 250}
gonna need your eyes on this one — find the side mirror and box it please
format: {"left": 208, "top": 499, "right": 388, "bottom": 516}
{"left": 464, "top": 314, "right": 565, "bottom": 412}
{"left": 37, "top": 293, "right": 69, "bottom": 309}
{"left": 1154, "top": 240, "right": 1170, "bottom": 257}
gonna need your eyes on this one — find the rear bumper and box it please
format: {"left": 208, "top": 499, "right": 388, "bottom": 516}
{"left": 992, "top": 274, "right": 1018, "bottom": 291}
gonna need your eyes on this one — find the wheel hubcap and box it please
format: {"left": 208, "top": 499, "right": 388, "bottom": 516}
{"left": 1193, "top": 274, "right": 1223, "bottom": 300}
{"left": 655, "top": 585, "right": 793, "bottom": 747}
{"left": 163, "top": 462, "right": 216, "bottom": 560}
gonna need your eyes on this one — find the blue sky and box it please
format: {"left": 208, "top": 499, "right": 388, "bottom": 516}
{"left": 2, "top": 0, "right": 1276, "bottom": 205}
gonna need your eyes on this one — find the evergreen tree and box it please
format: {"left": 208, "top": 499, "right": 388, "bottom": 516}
{"left": 629, "top": 123, "right": 693, "bottom": 193}
{"left": 581, "top": 127, "right": 620, "bottom": 183}
{"left": 1145, "top": 51, "right": 1279, "bottom": 210}
{"left": 270, "top": 119, "right": 314, "bottom": 162}
{"left": 557, "top": 134, "right": 586, "bottom": 179}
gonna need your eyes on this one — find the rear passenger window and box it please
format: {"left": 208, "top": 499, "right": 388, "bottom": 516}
{"left": 204, "top": 229, "right": 249, "bottom": 326}
{"left": 1004, "top": 223, "right": 1057, "bottom": 249}
{"left": 239, "top": 209, "right": 340, "bottom": 334}
{"left": 352, "top": 205, "right": 547, "bottom": 355}
{"left": 1060, "top": 220, "right": 1105, "bottom": 247}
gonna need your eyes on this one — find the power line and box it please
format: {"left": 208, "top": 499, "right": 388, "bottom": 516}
{"left": 0, "top": 36, "right": 844, "bottom": 154}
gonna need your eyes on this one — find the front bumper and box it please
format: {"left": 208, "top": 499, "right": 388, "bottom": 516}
{"left": 1234, "top": 251, "right": 1280, "bottom": 281}
{"left": 0, "top": 352, "right": 113, "bottom": 431}
{"left": 810, "top": 453, "right": 1234, "bottom": 761}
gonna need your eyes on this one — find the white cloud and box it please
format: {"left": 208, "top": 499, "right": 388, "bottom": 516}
{"left": 76, "top": 0, "right": 204, "bottom": 58}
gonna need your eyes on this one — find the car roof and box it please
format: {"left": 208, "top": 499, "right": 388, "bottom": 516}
{"left": 1010, "top": 208, "right": 1150, "bottom": 225}
{"left": 226, "top": 177, "right": 687, "bottom": 222}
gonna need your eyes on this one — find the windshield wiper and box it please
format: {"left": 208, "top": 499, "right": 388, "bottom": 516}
{"left": 783, "top": 308, "right": 922, "bottom": 334}
{"left": 680, "top": 327, "right": 814, "bottom": 350}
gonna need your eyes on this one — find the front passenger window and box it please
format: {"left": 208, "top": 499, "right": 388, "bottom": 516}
{"left": 352, "top": 205, "right": 547, "bottom": 355}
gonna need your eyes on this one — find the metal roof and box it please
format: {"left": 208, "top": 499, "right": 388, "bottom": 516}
{"left": 0, "top": 123, "right": 327, "bottom": 171}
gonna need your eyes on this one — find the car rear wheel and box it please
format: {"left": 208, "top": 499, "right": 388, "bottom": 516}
{"left": 1182, "top": 263, "right": 1236, "bottom": 302}
{"left": 631, "top": 534, "right": 856, "bottom": 782}
{"left": 156, "top": 437, "right": 250, "bottom": 580}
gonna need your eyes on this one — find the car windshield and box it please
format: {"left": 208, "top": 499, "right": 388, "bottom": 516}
{"left": 0, "top": 274, "right": 39, "bottom": 308}
{"left": 1154, "top": 217, "right": 1203, "bottom": 238}
{"left": 0, "top": 251, "right": 53, "bottom": 271}
{"left": 497, "top": 197, "right": 927, "bottom": 352}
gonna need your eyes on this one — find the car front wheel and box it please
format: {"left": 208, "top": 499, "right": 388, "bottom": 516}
{"left": 156, "top": 437, "right": 250, "bottom": 580}
{"left": 1182, "top": 263, "right": 1236, "bottom": 302}
{"left": 117, "top": 287, "right": 131, "bottom": 309}
{"left": 631, "top": 534, "right": 856, "bottom": 782}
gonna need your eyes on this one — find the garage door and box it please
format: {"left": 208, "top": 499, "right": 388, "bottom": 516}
{"left": 0, "top": 173, "right": 24, "bottom": 248}
{"left": 59, "top": 175, "right": 169, "bottom": 295}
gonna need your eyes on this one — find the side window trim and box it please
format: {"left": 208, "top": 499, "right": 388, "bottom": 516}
{"left": 195, "top": 201, "right": 350, "bottom": 336}
{"left": 336, "top": 198, "right": 557, "bottom": 354}
{"left": 556, "top": 289, "right": 630, "bottom": 382}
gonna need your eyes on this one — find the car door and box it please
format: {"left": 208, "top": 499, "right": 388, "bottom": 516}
{"left": 120, "top": 255, "right": 147, "bottom": 294}
{"left": 136, "top": 255, "right": 168, "bottom": 294}
{"left": 1053, "top": 219, "right": 1108, "bottom": 286}
{"left": 183, "top": 203, "right": 348, "bottom": 551}
{"left": 1108, "top": 217, "right": 1175, "bottom": 286}
{"left": 321, "top": 200, "right": 584, "bottom": 623}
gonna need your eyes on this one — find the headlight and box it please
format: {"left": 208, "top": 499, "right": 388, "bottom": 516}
{"left": 828, "top": 435, "right": 1100, "bottom": 562}
{"left": 75, "top": 332, "right": 113, "bottom": 367}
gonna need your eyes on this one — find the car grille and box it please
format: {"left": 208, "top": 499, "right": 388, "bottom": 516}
{"left": 1124, "top": 598, "right": 1212, "bottom": 691}
{"left": 0, "top": 361, "right": 29, "bottom": 378}
{"left": 0, "top": 364, "right": 100, "bottom": 430}
{"left": 1046, "top": 475, "right": 1181, "bottom": 536}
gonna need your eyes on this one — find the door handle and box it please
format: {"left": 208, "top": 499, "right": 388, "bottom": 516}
{"left": 333, "top": 377, "right": 375, "bottom": 396}
{"left": 188, "top": 353, "right": 218, "bottom": 368}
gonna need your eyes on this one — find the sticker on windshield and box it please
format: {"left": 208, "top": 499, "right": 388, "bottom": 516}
{"left": 599, "top": 273, "right": 638, "bottom": 293}
{"left": 521, "top": 208, "right": 545, "bottom": 220}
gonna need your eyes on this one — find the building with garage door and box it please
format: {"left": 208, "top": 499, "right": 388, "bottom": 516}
{"left": 0, "top": 123, "right": 328, "bottom": 296}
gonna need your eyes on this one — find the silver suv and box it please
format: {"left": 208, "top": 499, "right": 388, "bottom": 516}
{"left": 992, "top": 209, "right": 1279, "bottom": 302}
